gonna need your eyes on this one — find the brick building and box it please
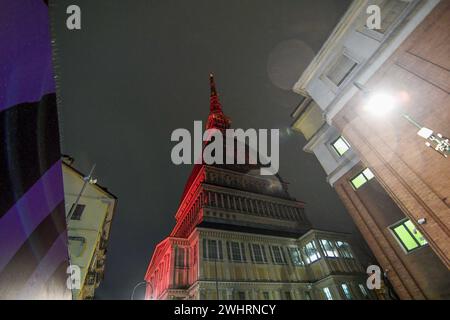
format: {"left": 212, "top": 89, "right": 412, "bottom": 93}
{"left": 291, "top": 0, "right": 449, "bottom": 299}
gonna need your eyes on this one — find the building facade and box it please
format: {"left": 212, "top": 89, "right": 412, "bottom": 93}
{"left": 62, "top": 157, "right": 117, "bottom": 299}
{"left": 291, "top": 0, "right": 450, "bottom": 299}
{"left": 144, "top": 75, "right": 378, "bottom": 300}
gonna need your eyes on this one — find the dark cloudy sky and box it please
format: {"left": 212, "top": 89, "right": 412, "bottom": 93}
{"left": 51, "top": 0, "right": 356, "bottom": 299}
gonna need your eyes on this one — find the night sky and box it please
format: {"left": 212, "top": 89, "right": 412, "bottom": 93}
{"left": 51, "top": 0, "right": 357, "bottom": 299}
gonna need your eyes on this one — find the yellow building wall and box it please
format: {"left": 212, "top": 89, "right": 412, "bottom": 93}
{"left": 63, "top": 164, "right": 115, "bottom": 299}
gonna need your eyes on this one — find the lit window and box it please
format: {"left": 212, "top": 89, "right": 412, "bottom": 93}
{"left": 323, "top": 287, "right": 333, "bottom": 300}
{"left": 320, "top": 239, "right": 339, "bottom": 258}
{"left": 335, "top": 241, "right": 354, "bottom": 258}
{"left": 303, "top": 241, "right": 321, "bottom": 264}
{"left": 331, "top": 136, "right": 351, "bottom": 156}
{"left": 250, "top": 243, "right": 268, "bottom": 263}
{"left": 288, "top": 247, "right": 304, "bottom": 266}
{"left": 350, "top": 168, "right": 375, "bottom": 189}
{"left": 341, "top": 284, "right": 352, "bottom": 300}
{"left": 391, "top": 219, "right": 427, "bottom": 252}
{"left": 359, "top": 284, "right": 368, "bottom": 299}
{"left": 270, "top": 246, "right": 287, "bottom": 264}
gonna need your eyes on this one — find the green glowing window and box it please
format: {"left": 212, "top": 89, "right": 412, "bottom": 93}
{"left": 331, "top": 136, "right": 351, "bottom": 156}
{"left": 350, "top": 168, "right": 374, "bottom": 189}
{"left": 391, "top": 219, "right": 428, "bottom": 252}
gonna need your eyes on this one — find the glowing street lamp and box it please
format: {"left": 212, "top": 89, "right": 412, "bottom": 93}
{"left": 363, "top": 93, "right": 396, "bottom": 117}
{"left": 354, "top": 82, "right": 449, "bottom": 158}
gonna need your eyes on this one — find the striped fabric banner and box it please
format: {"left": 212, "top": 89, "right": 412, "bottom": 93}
{"left": 0, "top": 0, "right": 71, "bottom": 299}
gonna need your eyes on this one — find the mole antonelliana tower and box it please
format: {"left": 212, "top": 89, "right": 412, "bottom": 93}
{"left": 144, "top": 75, "right": 376, "bottom": 300}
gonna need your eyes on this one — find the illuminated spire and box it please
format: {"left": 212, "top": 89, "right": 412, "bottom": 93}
{"left": 206, "top": 73, "right": 230, "bottom": 131}
{"left": 209, "top": 73, "right": 222, "bottom": 113}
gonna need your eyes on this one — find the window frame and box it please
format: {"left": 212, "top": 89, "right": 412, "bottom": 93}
{"left": 390, "top": 219, "right": 428, "bottom": 253}
{"left": 303, "top": 241, "right": 321, "bottom": 264}
{"left": 350, "top": 168, "right": 375, "bottom": 190}
{"left": 203, "top": 239, "right": 223, "bottom": 261}
{"left": 250, "top": 243, "right": 268, "bottom": 264}
{"left": 330, "top": 136, "right": 351, "bottom": 157}
{"left": 323, "top": 287, "right": 333, "bottom": 300}
{"left": 270, "top": 245, "right": 287, "bottom": 265}
{"left": 319, "top": 239, "right": 339, "bottom": 258}
{"left": 359, "top": 284, "right": 369, "bottom": 299}
{"left": 70, "top": 203, "right": 86, "bottom": 220}
{"left": 227, "top": 241, "right": 246, "bottom": 263}
{"left": 321, "top": 48, "right": 360, "bottom": 93}
{"left": 335, "top": 241, "right": 354, "bottom": 259}
{"left": 288, "top": 246, "right": 304, "bottom": 266}
{"left": 341, "top": 283, "right": 352, "bottom": 300}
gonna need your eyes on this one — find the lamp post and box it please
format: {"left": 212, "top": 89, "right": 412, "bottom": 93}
{"left": 131, "top": 281, "right": 152, "bottom": 300}
{"left": 354, "top": 82, "right": 449, "bottom": 158}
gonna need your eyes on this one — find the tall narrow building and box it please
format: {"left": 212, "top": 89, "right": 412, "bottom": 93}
{"left": 144, "top": 75, "right": 377, "bottom": 300}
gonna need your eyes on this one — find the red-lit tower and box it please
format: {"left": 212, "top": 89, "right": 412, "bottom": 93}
{"left": 144, "top": 75, "right": 373, "bottom": 301}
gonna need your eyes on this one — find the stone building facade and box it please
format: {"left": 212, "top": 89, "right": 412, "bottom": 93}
{"left": 144, "top": 75, "right": 377, "bottom": 300}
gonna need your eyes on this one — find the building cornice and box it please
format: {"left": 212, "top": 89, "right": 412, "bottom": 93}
{"left": 292, "top": 0, "right": 367, "bottom": 95}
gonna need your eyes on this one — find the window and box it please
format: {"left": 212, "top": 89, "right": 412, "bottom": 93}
{"left": 320, "top": 239, "right": 339, "bottom": 258}
{"left": 288, "top": 247, "right": 304, "bottom": 266}
{"left": 270, "top": 246, "right": 287, "bottom": 264}
{"left": 303, "top": 241, "right": 321, "bottom": 264}
{"left": 263, "top": 292, "right": 270, "bottom": 300}
{"left": 335, "top": 241, "right": 354, "bottom": 258}
{"left": 250, "top": 243, "right": 268, "bottom": 263}
{"left": 325, "top": 54, "right": 358, "bottom": 87}
{"left": 323, "top": 287, "right": 333, "bottom": 300}
{"left": 175, "top": 246, "right": 186, "bottom": 268}
{"left": 391, "top": 219, "right": 427, "bottom": 252}
{"left": 331, "top": 136, "right": 351, "bottom": 156}
{"left": 350, "top": 168, "right": 374, "bottom": 189}
{"left": 341, "top": 284, "right": 352, "bottom": 300}
{"left": 227, "top": 241, "right": 246, "bottom": 262}
{"left": 68, "top": 236, "right": 86, "bottom": 257}
{"left": 202, "top": 239, "right": 223, "bottom": 260}
{"left": 70, "top": 204, "right": 86, "bottom": 220}
{"left": 359, "top": 284, "right": 369, "bottom": 299}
